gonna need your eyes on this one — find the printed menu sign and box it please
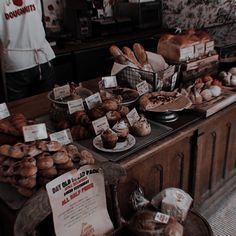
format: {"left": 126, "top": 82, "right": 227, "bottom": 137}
{"left": 23, "top": 123, "right": 48, "bottom": 142}
{"left": 53, "top": 84, "right": 71, "bottom": 100}
{"left": 50, "top": 129, "right": 73, "bottom": 145}
{"left": 102, "top": 76, "right": 118, "bottom": 88}
{"left": 0, "top": 103, "right": 10, "bottom": 120}
{"left": 46, "top": 165, "right": 114, "bottom": 236}
{"left": 136, "top": 80, "right": 149, "bottom": 96}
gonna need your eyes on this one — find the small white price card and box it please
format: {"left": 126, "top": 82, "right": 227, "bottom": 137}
{"left": 136, "top": 80, "right": 149, "bottom": 96}
{"left": 50, "top": 129, "right": 73, "bottom": 145}
{"left": 85, "top": 92, "right": 102, "bottom": 110}
{"left": 23, "top": 123, "right": 48, "bottom": 142}
{"left": 102, "top": 76, "right": 118, "bottom": 88}
{"left": 53, "top": 84, "right": 71, "bottom": 100}
{"left": 92, "top": 116, "right": 109, "bottom": 135}
{"left": 155, "top": 212, "right": 170, "bottom": 224}
{"left": 68, "top": 98, "right": 84, "bottom": 114}
{"left": 205, "top": 41, "right": 214, "bottom": 54}
{"left": 194, "top": 43, "right": 205, "bottom": 58}
{"left": 0, "top": 103, "right": 10, "bottom": 120}
{"left": 126, "top": 108, "right": 140, "bottom": 126}
{"left": 180, "top": 46, "right": 194, "bottom": 60}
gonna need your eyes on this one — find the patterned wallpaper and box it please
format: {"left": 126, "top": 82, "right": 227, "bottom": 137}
{"left": 162, "top": 0, "right": 236, "bottom": 29}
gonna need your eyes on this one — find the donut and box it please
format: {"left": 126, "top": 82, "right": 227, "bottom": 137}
{"left": 39, "top": 167, "right": 57, "bottom": 178}
{"left": 18, "top": 176, "right": 37, "bottom": 189}
{"left": 0, "top": 144, "right": 25, "bottom": 158}
{"left": 37, "top": 153, "right": 54, "bottom": 170}
{"left": 52, "top": 149, "right": 69, "bottom": 164}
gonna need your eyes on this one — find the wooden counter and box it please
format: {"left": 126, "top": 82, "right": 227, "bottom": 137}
{"left": 1, "top": 89, "right": 236, "bottom": 235}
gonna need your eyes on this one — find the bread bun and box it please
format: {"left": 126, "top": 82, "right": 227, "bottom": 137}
{"left": 37, "top": 153, "right": 54, "bottom": 170}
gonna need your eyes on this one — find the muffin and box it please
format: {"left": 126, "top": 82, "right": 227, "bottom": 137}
{"left": 112, "top": 120, "right": 129, "bottom": 142}
{"left": 102, "top": 98, "right": 119, "bottom": 112}
{"left": 132, "top": 115, "right": 151, "bottom": 137}
{"left": 106, "top": 111, "right": 121, "bottom": 126}
{"left": 101, "top": 128, "right": 118, "bottom": 149}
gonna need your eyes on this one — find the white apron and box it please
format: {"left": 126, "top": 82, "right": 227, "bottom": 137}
{"left": 0, "top": 0, "right": 55, "bottom": 72}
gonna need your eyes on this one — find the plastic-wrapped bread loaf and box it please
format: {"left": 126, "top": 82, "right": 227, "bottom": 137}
{"left": 151, "top": 188, "right": 193, "bottom": 223}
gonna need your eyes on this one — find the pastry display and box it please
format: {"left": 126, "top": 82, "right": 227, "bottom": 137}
{"left": 112, "top": 120, "right": 129, "bottom": 142}
{"left": 131, "top": 115, "right": 151, "bottom": 137}
{"left": 101, "top": 128, "right": 118, "bottom": 149}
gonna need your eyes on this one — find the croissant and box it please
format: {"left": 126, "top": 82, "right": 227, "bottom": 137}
{"left": 70, "top": 125, "right": 90, "bottom": 140}
{"left": 72, "top": 111, "right": 91, "bottom": 126}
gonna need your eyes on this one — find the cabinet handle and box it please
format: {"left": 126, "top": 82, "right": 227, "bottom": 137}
{"left": 209, "top": 131, "right": 217, "bottom": 190}
{"left": 153, "top": 164, "right": 163, "bottom": 192}
{"left": 176, "top": 152, "right": 184, "bottom": 188}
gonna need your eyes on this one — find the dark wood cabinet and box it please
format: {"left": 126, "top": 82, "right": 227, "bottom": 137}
{"left": 117, "top": 131, "right": 195, "bottom": 218}
{"left": 193, "top": 105, "right": 236, "bottom": 214}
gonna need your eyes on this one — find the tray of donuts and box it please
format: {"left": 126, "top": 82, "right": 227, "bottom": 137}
{"left": 0, "top": 140, "right": 95, "bottom": 197}
{"left": 109, "top": 43, "right": 179, "bottom": 92}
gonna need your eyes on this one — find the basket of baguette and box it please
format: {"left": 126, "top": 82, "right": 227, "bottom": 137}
{"left": 109, "top": 43, "right": 180, "bottom": 92}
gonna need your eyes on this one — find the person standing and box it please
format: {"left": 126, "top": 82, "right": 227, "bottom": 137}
{"left": 0, "top": 0, "right": 56, "bottom": 102}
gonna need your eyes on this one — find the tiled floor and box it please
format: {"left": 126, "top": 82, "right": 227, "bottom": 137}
{"left": 204, "top": 190, "right": 236, "bottom": 236}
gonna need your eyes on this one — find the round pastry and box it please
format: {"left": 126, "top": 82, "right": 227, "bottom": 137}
{"left": 102, "top": 99, "right": 119, "bottom": 112}
{"left": 56, "top": 159, "right": 74, "bottom": 170}
{"left": 18, "top": 176, "right": 37, "bottom": 189}
{"left": 20, "top": 156, "right": 37, "bottom": 168}
{"left": 46, "top": 141, "right": 63, "bottom": 152}
{"left": 52, "top": 149, "right": 69, "bottom": 164}
{"left": 66, "top": 144, "right": 80, "bottom": 161}
{"left": 37, "top": 153, "right": 54, "bottom": 170}
{"left": 106, "top": 111, "right": 121, "bottom": 126}
{"left": 112, "top": 120, "right": 129, "bottom": 142}
{"left": 72, "top": 111, "right": 91, "bottom": 126}
{"left": 17, "top": 166, "right": 38, "bottom": 177}
{"left": 39, "top": 166, "right": 57, "bottom": 178}
{"left": 132, "top": 116, "right": 151, "bottom": 137}
{"left": 79, "top": 150, "right": 95, "bottom": 165}
{"left": 118, "top": 105, "right": 130, "bottom": 117}
{"left": 17, "top": 187, "right": 37, "bottom": 197}
{"left": 101, "top": 128, "right": 118, "bottom": 149}
{"left": 0, "top": 144, "right": 25, "bottom": 159}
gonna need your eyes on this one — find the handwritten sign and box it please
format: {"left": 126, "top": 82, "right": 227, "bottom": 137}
{"left": 68, "top": 99, "right": 84, "bottom": 114}
{"left": 85, "top": 92, "right": 102, "bottom": 110}
{"left": 46, "top": 165, "right": 114, "bottom": 236}
{"left": 23, "top": 123, "right": 48, "bottom": 142}
{"left": 50, "top": 129, "right": 73, "bottom": 145}
{"left": 126, "top": 108, "right": 140, "bottom": 126}
{"left": 0, "top": 103, "right": 10, "bottom": 120}
{"left": 92, "top": 116, "right": 109, "bottom": 135}
{"left": 53, "top": 84, "right": 71, "bottom": 100}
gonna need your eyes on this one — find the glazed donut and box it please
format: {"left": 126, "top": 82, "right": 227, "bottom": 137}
{"left": 15, "top": 166, "right": 38, "bottom": 177}
{"left": 65, "top": 144, "right": 80, "bottom": 161}
{"left": 102, "top": 99, "right": 119, "bottom": 112}
{"left": 0, "top": 144, "right": 25, "bottom": 158}
{"left": 52, "top": 149, "right": 69, "bottom": 164}
{"left": 46, "top": 141, "right": 62, "bottom": 152}
{"left": 79, "top": 150, "right": 95, "bottom": 165}
{"left": 39, "top": 166, "right": 57, "bottom": 178}
{"left": 17, "top": 187, "right": 37, "bottom": 197}
{"left": 37, "top": 153, "right": 54, "bottom": 170}
{"left": 18, "top": 176, "right": 37, "bottom": 189}
{"left": 56, "top": 159, "right": 74, "bottom": 170}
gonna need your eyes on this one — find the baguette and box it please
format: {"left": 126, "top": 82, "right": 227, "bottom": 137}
{"left": 133, "top": 43, "right": 148, "bottom": 65}
{"left": 122, "top": 46, "right": 141, "bottom": 68}
{"left": 109, "top": 45, "right": 129, "bottom": 65}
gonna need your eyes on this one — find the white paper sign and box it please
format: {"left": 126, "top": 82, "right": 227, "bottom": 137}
{"left": 23, "top": 123, "right": 48, "bottom": 142}
{"left": 126, "top": 108, "right": 140, "bottom": 126}
{"left": 92, "top": 116, "right": 109, "bottom": 135}
{"left": 102, "top": 76, "right": 118, "bottom": 88}
{"left": 136, "top": 81, "right": 149, "bottom": 96}
{"left": 53, "top": 84, "right": 71, "bottom": 100}
{"left": 46, "top": 165, "right": 114, "bottom": 236}
{"left": 0, "top": 103, "right": 10, "bottom": 120}
{"left": 50, "top": 129, "right": 73, "bottom": 145}
{"left": 205, "top": 41, "right": 215, "bottom": 54}
{"left": 68, "top": 99, "right": 85, "bottom": 114}
{"left": 155, "top": 212, "right": 170, "bottom": 224}
{"left": 180, "top": 46, "right": 194, "bottom": 61}
{"left": 85, "top": 92, "right": 102, "bottom": 110}
{"left": 195, "top": 43, "right": 205, "bottom": 58}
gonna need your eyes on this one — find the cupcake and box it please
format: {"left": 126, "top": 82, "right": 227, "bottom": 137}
{"left": 132, "top": 115, "right": 151, "bottom": 137}
{"left": 101, "top": 128, "right": 118, "bottom": 149}
{"left": 112, "top": 120, "right": 129, "bottom": 142}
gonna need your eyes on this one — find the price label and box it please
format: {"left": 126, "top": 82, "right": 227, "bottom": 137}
{"left": 180, "top": 46, "right": 194, "bottom": 61}
{"left": 68, "top": 98, "right": 84, "bottom": 114}
{"left": 0, "top": 103, "right": 10, "bottom": 120}
{"left": 161, "top": 65, "right": 175, "bottom": 80}
{"left": 195, "top": 43, "right": 205, "bottom": 58}
{"left": 92, "top": 116, "right": 109, "bottom": 135}
{"left": 53, "top": 84, "right": 71, "bottom": 100}
{"left": 155, "top": 212, "right": 170, "bottom": 224}
{"left": 126, "top": 108, "right": 140, "bottom": 126}
{"left": 85, "top": 92, "right": 102, "bottom": 110}
{"left": 205, "top": 41, "right": 214, "bottom": 54}
{"left": 102, "top": 76, "right": 118, "bottom": 88}
{"left": 136, "top": 81, "right": 149, "bottom": 96}
{"left": 23, "top": 123, "right": 48, "bottom": 142}
{"left": 50, "top": 129, "right": 73, "bottom": 145}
